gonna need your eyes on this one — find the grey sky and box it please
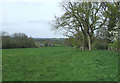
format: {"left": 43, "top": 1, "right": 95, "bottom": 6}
{"left": 1, "top": 1, "right": 65, "bottom": 38}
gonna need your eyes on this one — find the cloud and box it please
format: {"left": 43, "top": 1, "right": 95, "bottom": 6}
{"left": 0, "top": 0, "right": 62, "bottom": 3}
{"left": 2, "top": 23, "right": 21, "bottom": 25}
{"left": 28, "top": 20, "right": 47, "bottom": 24}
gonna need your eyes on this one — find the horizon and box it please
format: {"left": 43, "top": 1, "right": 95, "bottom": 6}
{"left": 1, "top": 30, "right": 67, "bottom": 38}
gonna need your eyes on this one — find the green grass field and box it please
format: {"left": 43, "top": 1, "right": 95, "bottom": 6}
{"left": 2, "top": 47, "right": 119, "bottom": 81}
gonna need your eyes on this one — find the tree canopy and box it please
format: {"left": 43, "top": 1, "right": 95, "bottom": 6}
{"left": 51, "top": 1, "right": 120, "bottom": 50}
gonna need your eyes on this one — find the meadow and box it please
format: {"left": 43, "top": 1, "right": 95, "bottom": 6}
{"left": 2, "top": 47, "right": 119, "bottom": 81}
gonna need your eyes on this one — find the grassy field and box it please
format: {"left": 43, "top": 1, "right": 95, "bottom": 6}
{"left": 2, "top": 47, "right": 119, "bottom": 81}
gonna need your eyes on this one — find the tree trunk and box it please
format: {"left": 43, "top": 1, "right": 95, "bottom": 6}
{"left": 88, "top": 35, "right": 92, "bottom": 50}
{"left": 82, "top": 34, "right": 88, "bottom": 50}
{"left": 82, "top": 37, "right": 85, "bottom": 50}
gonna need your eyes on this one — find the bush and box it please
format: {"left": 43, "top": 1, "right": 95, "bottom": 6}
{"left": 108, "top": 41, "right": 120, "bottom": 51}
{"left": 92, "top": 38, "right": 108, "bottom": 50}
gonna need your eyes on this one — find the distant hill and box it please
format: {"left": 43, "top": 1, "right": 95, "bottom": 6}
{"left": 34, "top": 38, "right": 65, "bottom": 46}
{"left": 33, "top": 38, "right": 65, "bottom": 41}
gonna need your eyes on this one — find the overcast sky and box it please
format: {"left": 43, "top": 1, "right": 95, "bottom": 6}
{"left": 1, "top": 0, "right": 66, "bottom": 38}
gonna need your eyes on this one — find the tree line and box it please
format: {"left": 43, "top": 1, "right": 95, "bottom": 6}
{"left": 1, "top": 32, "right": 36, "bottom": 49}
{"left": 52, "top": 1, "right": 120, "bottom": 50}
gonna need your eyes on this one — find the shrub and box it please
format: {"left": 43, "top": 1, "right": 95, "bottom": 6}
{"left": 108, "top": 41, "right": 120, "bottom": 51}
{"left": 92, "top": 39, "right": 108, "bottom": 50}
